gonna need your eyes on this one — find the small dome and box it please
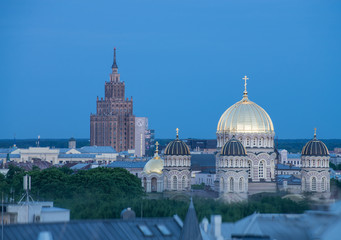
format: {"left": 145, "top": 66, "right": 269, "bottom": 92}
{"left": 221, "top": 137, "right": 247, "bottom": 156}
{"left": 143, "top": 155, "right": 164, "bottom": 174}
{"left": 164, "top": 129, "right": 190, "bottom": 156}
{"left": 143, "top": 142, "right": 164, "bottom": 174}
{"left": 302, "top": 131, "right": 329, "bottom": 157}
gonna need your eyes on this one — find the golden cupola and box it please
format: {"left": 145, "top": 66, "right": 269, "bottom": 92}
{"left": 216, "top": 76, "right": 275, "bottom": 148}
{"left": 217, "top": 76, "right": 274, "bottom": 134}
{"left": 143, "top": 142, "right": 164, "bottom": 174}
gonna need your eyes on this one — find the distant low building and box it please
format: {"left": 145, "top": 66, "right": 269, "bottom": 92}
{"left": 0, "top": 145, "right": 118, "bottom": 165}
{"left": 192, "top": 171, "right": 216, "bottom": 188}
{"left": 277, "top": 163, "right": 301, "bottom": 176}
{"left": 3, "top": 201, "right": 70, "bottom": 224}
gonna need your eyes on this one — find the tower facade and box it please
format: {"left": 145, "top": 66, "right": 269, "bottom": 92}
{"left": 301, "top": 130, "right": 330, "bottom": 193}
{"left": 217, "top": 137, "right": 248, "bottom": 201}
{"left": 216, "top": 76, "right": 276, "bottom": 184}
{"left": 90, "top": 49, "right": 135, "bottom": 152}
{"left": 163, "top": 129, "right": 191, "bottom": 191}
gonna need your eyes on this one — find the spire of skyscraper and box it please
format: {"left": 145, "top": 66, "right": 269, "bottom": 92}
{"left": 112, "top": 48, "right": 118, "bottom": 69}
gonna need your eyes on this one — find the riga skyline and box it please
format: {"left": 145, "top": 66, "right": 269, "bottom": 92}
{"left": 1, "top": 0, "right": 340, "bottom": 139}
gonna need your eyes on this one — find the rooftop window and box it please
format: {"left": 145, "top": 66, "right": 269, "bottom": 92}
{"left": 138, "top": 225, "right": 153, "bottom": 237}
{"left": 156, "top": 224, "right": 171, "bottom": 236}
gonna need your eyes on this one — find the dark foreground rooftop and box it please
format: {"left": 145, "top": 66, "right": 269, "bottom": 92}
{"left": 3, "top": 217, "right": 182, "bottom": 240}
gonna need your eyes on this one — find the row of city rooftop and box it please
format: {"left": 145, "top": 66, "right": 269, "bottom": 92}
{"left": 1, "top": 137, "right": 341, "bottom": 167}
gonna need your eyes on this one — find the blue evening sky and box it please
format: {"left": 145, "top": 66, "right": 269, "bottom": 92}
{"left": 1, "top": 0, "right": 340, "bottom": 139}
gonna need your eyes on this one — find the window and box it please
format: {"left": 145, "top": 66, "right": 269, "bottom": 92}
{"left": 220, "top": 177, "right": 224, "bottom": 192}
{"left": 156, "top": 224, "right": 171, "bottom": 236}
{"left": 138, "top": 225, "right": 153, "bottom": 237}
{"left": 172, "top": 176, "right": 177, "bottom": 190}
{"left": 182, "top": 176, "right": 186, "bottom": 190}
{"left": 311, "top": 177, "right": 317, "bottom": 191}
{"left": 239, "top": 178, "right": 244, "bottom": 192}
{"left": 229, "top": 177, "right": 234, "bottom": 192}
{"left": 259, "top": 161, "right": 264, "bottom": 179}
{"left": 322, "top": 177, "right": 326, "bottom": 192}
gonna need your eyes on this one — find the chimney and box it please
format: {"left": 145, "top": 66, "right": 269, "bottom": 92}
{"left": 210, "top": 215, "right": 223, "bottom": 240}
{"left": 120, "top": 207, "right": 136, "bottom": 220}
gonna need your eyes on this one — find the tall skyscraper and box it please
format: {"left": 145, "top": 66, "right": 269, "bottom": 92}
{"left": 90, "top": 49, "right": 135, "bottom": 152}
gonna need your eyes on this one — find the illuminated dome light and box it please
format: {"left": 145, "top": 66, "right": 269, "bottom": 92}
{"left": 143, "top": 142, "right": 164, "bottom": 174}
{"left": 217, "top": 76, "right": 274, "bottom": 134}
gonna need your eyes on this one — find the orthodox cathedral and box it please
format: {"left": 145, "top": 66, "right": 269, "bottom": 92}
{"left": 141, "top": 75, "right": 330, "bottom": 200}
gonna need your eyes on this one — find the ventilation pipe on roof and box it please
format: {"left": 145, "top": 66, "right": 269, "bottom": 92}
{"left": 210, "top": 215, "right": 223, "bottom": 240}
{"left": 120, "top": 207, "right": 136, "bottom": 220}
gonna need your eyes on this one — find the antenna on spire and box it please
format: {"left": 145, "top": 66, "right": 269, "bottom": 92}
{"left": 242, "top": 75, "right": 249, "bottom": 99}
{"left": 112, "top": 47, "right": 118, "bottom": 69}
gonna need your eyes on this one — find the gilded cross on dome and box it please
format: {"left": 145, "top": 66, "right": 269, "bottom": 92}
{"left": 176, "top": 128, "right": 179, "bottom": 138}
{"left": 242, "top": 75, "right": 249, "bottom": 99}
{"left": 155, "top": 141, "right": 159, "bottom": 152}
{"left": 243, "top": 75, "right": 248, "bottom": 91}
{"left": 314, "top": 128, "right": 317, "bottom": 139}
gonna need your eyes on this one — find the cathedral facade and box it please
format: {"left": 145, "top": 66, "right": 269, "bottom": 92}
{"left": 138, "top": 75, "right": 330, "bottom": 199}
{"left": 140, "top": 130, "right": 192, "bottom": 193}
{"left": 216, "top": 76, "right": 277, "bottom": 196}
{"left": 90, "top": 49, "right": 135, "bottom": 152}
{"left": 301, "top": 132, "right": 330, "bottom": 194}
{"left": 215, "top": 76, "right": 330, "bottom": 199}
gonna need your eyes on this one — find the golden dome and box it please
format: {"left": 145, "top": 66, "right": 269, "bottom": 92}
{"left": 143, "top": 142, "right": 164, "bottom": 174}
{"left": 217, "top": 77, "right": 274, "bottom": 134}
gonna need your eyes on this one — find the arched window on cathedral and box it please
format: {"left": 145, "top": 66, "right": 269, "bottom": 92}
{"left": 317, "top": 160, "right": 320, "bottom": 167}
{"left": 236, "top": 159, "right": 239, "bottom": 168}
{"left": 182, "top": 176, "right": 186, "bottom": 190}
{"left": 172, "top": 176, "right": 177, "bottom": 190}
{"left": 229, "top": 177, "right": 234, "bottom": 192}
{"left": 322, "top": 177, "right": 326, "bottom": 192}
{"left": 311, "top": 177, "right": 317, "bottom": 192}
{"left": 220, "top": 177, "right": 224, "bottom": 192}
{"left": 248, "top": 161, "right": 252, "bottom": 179}
{"left": 143, "top": 177, "right": 147, "bottom": 191}
{"left": 239, "top": 177, "right": 244, "bottom": 192}
{"left": 259, "top": 161, "right": 265, "bottom": 179}
{"left": 253, "top": 138, "right": 257, "bottom": 146}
